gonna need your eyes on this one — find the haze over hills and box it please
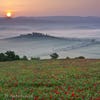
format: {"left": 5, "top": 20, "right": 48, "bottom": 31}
{"left": 3, "top": 32, "right": 96, "bottom": 42}
{"left": 0, "top": 32, "right": 99, "bottom": 59}
{"left": 0, "top": 16, "right": 100, "bottom": 24}
{"left": 4, "top": 32, "right": 59, "bottom": 41}
{"left": 0, "top": 16, "right": 100, "bottom": 58}
{"left": 0, "top": 16, "right": 100, "bottom": 39}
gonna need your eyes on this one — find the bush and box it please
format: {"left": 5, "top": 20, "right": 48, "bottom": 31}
{"left": 75, "top": 56, "right": 85, "bottom": 59}
{"left": 5, "top": 51, "right": 19, "bottom": 61}
{"left": 31, "top": 57, "right": 40, "bottom": 60}
{"left": 50, "top": 53, "right": 59, "bottom": 59}
{"left": 0, "top": 51, "right": 20, "bottom": 62}
{"left": 15, "top": 55, "right": 20, "bottom": 60}
{"left": 0, "top": 53, "right": 6, "bottom": 61}
{"left": 21, "top": 56, "right": 28, "bottom": 60}
{"left": 66, "top": 57, "right": 70, "bottom": 59}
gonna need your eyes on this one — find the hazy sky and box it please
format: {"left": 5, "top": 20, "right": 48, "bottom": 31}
{"left": 0, "top": 0, "right": 100, "bottom": 17}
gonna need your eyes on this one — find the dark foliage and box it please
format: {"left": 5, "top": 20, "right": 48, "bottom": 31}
{"left": 21, "top": 56, "right": 28, "bottom": 60}
{"left": 50, "top": 53, "right": 59, "bottom": 59}
{"left": 0, "top": 53, "right": 6, "bottom": 61}
{"left": 66, "top": 56, "right": 70, "bottom": 59}
{"left": 31, "top": 57, "right": 40, "bottom": 60}
{"left": 0, "top": 51, "right": 20, "bottom": 62}
{"left": 75, "top": 56, "right": 85, "bottom": 59}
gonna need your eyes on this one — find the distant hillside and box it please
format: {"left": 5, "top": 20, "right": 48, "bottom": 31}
{"left": 19, "top": 32, "right": 56, "bottom": 38}
{"left": 13, "top": 32, "right": 52, "bottom": 37}
{"left": 3, "top": 32, "right": 66, "bottom": 42}
{"left": 0, "top": 32, "right": 99, "bottom": 58}
{"left": 3, "top": 32, "right": 97, "bottom": 43}
{"left": 0, "top": 16, "right": 100, "bottom": 24}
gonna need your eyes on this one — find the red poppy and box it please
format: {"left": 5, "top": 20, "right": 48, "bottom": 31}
{"left": 50, "top": 95, "right": 52, "bottom": 99}
{"left": 54, "top": 90, "right": 60, "bottom": 94}
{"left": 95, "top": 97, "right": 100, "bottom": 100}
{"left": 71, "top": 92, "right": 75, "bottom": 97}
{"left": 65, "top": 92, "right": 68, "bottom": 95}
{"left": 12, "top": 97, "right": 15, "bottom": 100}
{"left": 94, "top": 83, "right": 97, "bottom": 87}
{"left": 34, "top": 96, "right": 39, "bottom": 100}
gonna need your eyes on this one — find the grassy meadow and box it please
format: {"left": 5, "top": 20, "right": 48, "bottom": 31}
{"left": 0, "top": 59, "right": 100, "bottom": 100}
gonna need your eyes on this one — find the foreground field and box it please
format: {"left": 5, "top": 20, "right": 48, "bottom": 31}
{"left": 0, "top": 59, "right": 100, "bottom": 100}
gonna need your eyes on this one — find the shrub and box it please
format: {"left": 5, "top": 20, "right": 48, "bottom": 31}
{"left": 50, "top": 53, "right": 59, "bottom": 59}
{"left": 66, "top": 57, "right": 70, "bottom": 59}
{"left": 31, "top": 57, "right": 40, "bottom": 60}
{"left": 0, "top": 53, "right": 6, "bottom": 61}
{"left": 75, "top": 56, "right": 85, "bottom": 59}
{"left": 0, "top": 51, "right": 20, "bottom": 61}
{"left": 5, "top": 51, "right": 20, "bottom": 61}
{"left": 21, "top": 56, "right": 28, "bottom": 60}
{"left": 15, "top": 55, "right": 20, "bottom": 60}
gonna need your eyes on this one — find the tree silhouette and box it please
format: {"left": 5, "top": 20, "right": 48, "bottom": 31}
{"left": 0, "top": 51, "right": 20, "bottom": 61}
{"left": 50, "top": 53, "right": 59, "bottom": 59}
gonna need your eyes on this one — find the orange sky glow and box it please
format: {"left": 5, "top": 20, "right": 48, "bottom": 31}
{"left": 0, "top": 0, "right": 100, "bottom": 17}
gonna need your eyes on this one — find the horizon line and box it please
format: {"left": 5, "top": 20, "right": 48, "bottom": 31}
{"left": 0, "top": 15, "right": 100, "bottom": 18}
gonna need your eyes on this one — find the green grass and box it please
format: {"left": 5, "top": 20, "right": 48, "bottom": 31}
{"left": 0, "top": 59, "right": 100, "bottom": 100}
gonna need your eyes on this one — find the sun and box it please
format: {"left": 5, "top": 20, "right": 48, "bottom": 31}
{"left": 6, "top": 12, "right": 12, "bottom": 18}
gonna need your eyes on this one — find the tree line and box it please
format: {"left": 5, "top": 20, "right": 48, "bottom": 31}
{"left": 0, "top": 51, "right": 28, "bottom": 62}
{"left": 0, "top": 51, "right": 85, "bottom": 62}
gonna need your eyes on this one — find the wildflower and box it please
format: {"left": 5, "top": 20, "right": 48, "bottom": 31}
{"left": 54, "top": 90, "right": 60, "bottom": 94}
{"left": 94, "top": 83, "right": 97, "bottom": 87}
{"left": 50, "top": 95, "right": 52, "bottom": 99}
{"left": 95, "top": 97, "right": 100, "bottom": 100}
{"left": 65, "top": 92, "right": 68, "bottom": 95}
{"left": 34, "top": 96, "right": 39, "bottom": 100}
{"left": 71, "top": 92, "right": 75, "bottom": 97}
{"left": 12, "top": 97, "right": 15, "bottom": 100}
{"left": 68, "top": 86, "right": 71, "bottom": 91}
